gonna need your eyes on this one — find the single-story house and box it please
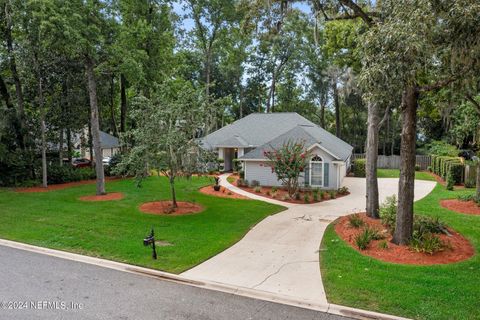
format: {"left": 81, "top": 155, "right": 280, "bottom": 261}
{"left": 75, "top": 129, "right": 120, "bottom": 160}
{"left": 201, "top": 112, "right": 353, "bottom": 189}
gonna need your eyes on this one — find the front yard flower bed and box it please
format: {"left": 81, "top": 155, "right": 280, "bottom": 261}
{"left": 236, "top": 182, "right": 349, "bottom": 204}
{"left": 335, "top": 212, "right": 474, "bottom": 265}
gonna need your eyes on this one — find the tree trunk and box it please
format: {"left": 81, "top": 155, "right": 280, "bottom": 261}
{"left": 271, "top": 73, "right": 276, "bottom": 113}
{"left": 120, "top": 74, "right": 127, "bottom": 133}
{"left": 41, "top": 115, "right": 47, "bottom": 188}
{"left": 59, "top": 128, "right": 64, "bottom": 166}
{"left": 37, "top": 75, "right": 47, "bottom": 188}
{"left": 476, "top": 160, "right": 480, "bottom": 201}
{"left": 392, "top": 86, "right": 418, "bottom": 245}
{"left": 88, "top": 122, "right": 93, "bottom": 163}
{"left": 85, "top": 57, "right": 106, "bottom": 195}
{"left": 366, "top": 102, "right": 380, "bottom": 218}
{"left": 239, "top": 82, "right": 243, "bottom": 119}
{"left": 109, "top": 74, "right": 118, "bottom": 136}
{"left": 333, "top": 81, "right": 341, "bottom": 138}
{"left": 4, "top": 9, "right": 25, "bottom": 149}
{"left": 67, "top": 128, "right": 72, "bottom": 163}
{"left": 320, "top": 102, "right": 325, "bottom": 128}
{"left": 169, "top": 176, "right": 178, "bottom": 209}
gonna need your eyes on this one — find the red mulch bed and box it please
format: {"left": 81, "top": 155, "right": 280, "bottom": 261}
{"left": 226, "top": 173, "right": 350, "bottom": 204}
{"left": 139, "top": 201, "right": 203, "bottom": 215}
{"left": 79, "top": 192, "right": 124, "bottom": 202}
{"left": 335, "top": 213, "right": 474, "bottom": 265}
{"left": 440, "top": 199, "right": 480, "bottom": 215}
{"left": 15, "top": 177, "right": 121, "bottom": 193}
{"left": 236, "top": 184, "right": 349, "bottom": 204}
{"left": 199, "top": 185, "right": 248, "bottom": 199}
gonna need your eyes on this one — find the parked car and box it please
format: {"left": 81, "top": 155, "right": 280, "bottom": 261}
{"left": 102, "top": 157, "right": 111, "bottom": 165}
{"left": 72, "top": 158, "right": 91, "bottom": 168}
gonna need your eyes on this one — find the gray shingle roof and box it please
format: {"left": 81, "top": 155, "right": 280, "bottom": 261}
{"left": 200, "top": 113, "right": 315, "bottom": 149}
{"left": 99, "top": 131, "right": 119, "bottom": 149}
{"left": 240, "top": 124, "right": 353, "bottom": 161}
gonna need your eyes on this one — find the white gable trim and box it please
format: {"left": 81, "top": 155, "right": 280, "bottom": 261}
{"left": 307, "top": 143, "right": 341, "bottom": 160}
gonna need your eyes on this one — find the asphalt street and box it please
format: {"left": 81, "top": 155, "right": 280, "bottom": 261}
{"left": 0, "top": 245, "right": 351, "bottom": 320}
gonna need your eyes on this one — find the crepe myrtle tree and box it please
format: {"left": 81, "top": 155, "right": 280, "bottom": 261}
{"left": 117, "top": 81, "right": 212, "bottom": 210}
{"left": 264, "top": 140, "right": 312, "bottom": 197}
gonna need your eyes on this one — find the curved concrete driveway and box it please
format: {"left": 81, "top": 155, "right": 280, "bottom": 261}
{"left": 182, "top": 175, "right": 436, "bottom": 307}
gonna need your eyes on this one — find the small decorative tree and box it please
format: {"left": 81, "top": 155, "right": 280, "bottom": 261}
{"left": 116, "top": 81, "right": 213, "bottom": 211}
{"left": 264, "top": 140, "right": 312, "bottom": 197}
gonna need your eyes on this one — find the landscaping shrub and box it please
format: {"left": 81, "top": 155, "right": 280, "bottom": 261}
{"left": 320, "top": 190, "right": 326, "bottom": 199}
{"left": 254, "top": 186, "right": 261, "bottom": 193}
{"left": 353, "top": 158, "right": 366, "bottom": 177}
{"left": 431, "top": 155, "right": 464, "bottom": 184}
{"left": 232, "top": 159, "right": 242, "bottom": 172}
{"left": 427, "top": 140, "right": 459, "bottom": 157}
{"left": 239, "top": 170, "right": 245, "bottom": 179}
{"left": 354, "top": 230, "right": 371, "bottom": 250}
{"left": 47, "top": 164, "right": 96, "bottom": 184}
{"left": 237, "top": 179, "right": 248, "bottom": 187}
{"left": 348, "top": 214, "right": 364, "bottom": 228}
{"left": 464, "top": 178, "right": 476, "bottom": 188}
{"left": 379, "top": 195, "right": 397, "bottom": 232}
{"left": 446, "top": 171, "right": 454, "bottom": 190}
{"left": 415, "top": 164, "right": 420, "bottom": 171}
{"left": 104, "top": 153, "right": 123, "bottom": 176}
{"left": 427, "top": 166, "right": 432, "bottom": 172}
{"left": 337, "top": 186, "right": 349, "bottom": 195}
{"left": 378, "top": 240, "right": 389, "bottom": 249}
{"left": 457, "top": 194, "right": 475, "bottom": 202}
{"left": 410, "top": 231, "right": 446, "bottom": 254}
{"left": 250, "top": 180, "right": 260, "bottom": 187}
{"left": 329, "top": 190, "right": 337, "bottom": 199}
{"left": 304, "top": 194, "right": 310, "bottom": 203}
{"left": 282, "top": 194, "right": 290, "bottom": 201}
{"left": 312, "top": 192, "right": 318, "bottom": 202}
{"left": 271, "top": 186, "right": 278, "bottom": 193}
{"left": 294, "top": 192, "right": 301, "bottom": 200}
{"left": 354, "top": 227, "right": 382, "bottom": 250}
{"left": 414, "top": 216, "right": 448, "bottom": 235}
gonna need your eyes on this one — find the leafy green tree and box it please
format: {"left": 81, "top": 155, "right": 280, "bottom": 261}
{"left": 118, "top": 81, "right": 211, "bottom": 209}
{"left": 360, "top": 0, "right": 480, "bottom": 244}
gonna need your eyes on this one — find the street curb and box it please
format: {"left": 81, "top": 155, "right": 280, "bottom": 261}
{"left": 0, "top": 239, "right": 410, "bottom": 320}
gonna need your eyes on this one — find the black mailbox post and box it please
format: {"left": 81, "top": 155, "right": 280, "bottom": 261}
{"left": 143, "top": 228, "right": 157, "bottom": 259}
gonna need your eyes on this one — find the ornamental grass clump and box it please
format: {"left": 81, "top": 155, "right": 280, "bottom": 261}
{"left": 348, "top": 214, "right": 364, "bottom": 228}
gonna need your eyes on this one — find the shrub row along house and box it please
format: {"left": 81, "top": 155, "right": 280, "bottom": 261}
{"left": 201, "top": 113, "right": 353, "bottom": 189}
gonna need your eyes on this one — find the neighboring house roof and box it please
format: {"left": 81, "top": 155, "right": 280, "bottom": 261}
{"left": 200, "top": 113, "right": 315, "bottom": 149}
{"left": 99, "top": 131, "right": 120, "bottom": 149}
{"left": 240, "top": 124, "right": 353, "bottom": 162}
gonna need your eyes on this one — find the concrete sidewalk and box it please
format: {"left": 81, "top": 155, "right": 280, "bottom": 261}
{"left": 182, "top": 175, "right": 436, "bottom": 307}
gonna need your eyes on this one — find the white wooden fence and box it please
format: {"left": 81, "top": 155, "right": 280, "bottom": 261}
{"left": 352, "top": 154, "right": 432, "bottom": 170}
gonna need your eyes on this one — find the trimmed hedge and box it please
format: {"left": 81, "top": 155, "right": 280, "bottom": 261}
{"left": 431, "top": 155, "right": 464, "bottom": 184}
{"left": 47, "top": 164, "right": 96, "bottom": 184}
{"left": 353, "top": 159, "right": 366, "bottom": 177}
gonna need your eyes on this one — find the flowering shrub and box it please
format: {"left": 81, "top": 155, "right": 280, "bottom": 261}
{"left": 264, "top": 140, "right": 311, "bottom": 197}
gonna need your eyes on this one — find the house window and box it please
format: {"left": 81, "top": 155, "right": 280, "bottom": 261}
{"left": 309, "top": 155, "right": 323, "bottom": 187}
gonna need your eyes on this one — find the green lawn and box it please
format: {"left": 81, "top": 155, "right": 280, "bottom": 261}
{"left": 0, "top": 176, "right": 284, "bottom": 273}
{"left": 320, "top": 183, "right": 479, "bottom": 320}
{"left": 377, "top": 168, "right": 436, "bottom": 181}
